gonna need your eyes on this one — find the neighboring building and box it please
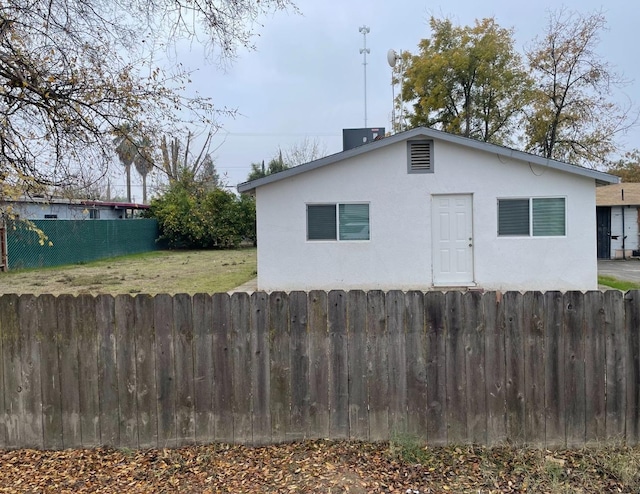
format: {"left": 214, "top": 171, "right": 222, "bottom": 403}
{"left": 596, "top": 183, "right": 640, "bottom": 259}
{"left": 1, "top": 196, "right": 149, "bottom": 220}
{"left": 238, "top": 127, "right": 618, "bottom": 292}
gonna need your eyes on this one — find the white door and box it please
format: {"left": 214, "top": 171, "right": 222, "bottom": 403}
{"left": 432, "top": 194, "right": 474, "bottom": 286}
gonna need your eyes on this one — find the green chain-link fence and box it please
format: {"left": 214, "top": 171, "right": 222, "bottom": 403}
{"left": 6, "top": 219, "right": 161, "bottom": 270}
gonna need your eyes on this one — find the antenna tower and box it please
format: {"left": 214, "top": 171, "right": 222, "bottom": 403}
{"left": 359, "top": 25, "right": 370, "bottom": 128}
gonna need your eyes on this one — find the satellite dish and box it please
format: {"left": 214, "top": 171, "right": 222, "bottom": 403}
{"left": 387, "top": 49, "right": 398, "bottom": 68}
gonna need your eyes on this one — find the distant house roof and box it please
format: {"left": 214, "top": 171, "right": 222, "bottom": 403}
{"left": 2, "top": 196, "right": 149, "bottom": 210}
{"left": 237, "top": 127, "right": 619, "bottom": 193}
{"left": 596, "top": 183, "right": 640, "bottom": 206}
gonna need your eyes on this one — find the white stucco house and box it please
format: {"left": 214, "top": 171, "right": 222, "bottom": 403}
{"left": 238, "top": 127, "right": 618, "bottom": 292}
{"left": 596, "top": 183, "right": 640, "bottom": 259}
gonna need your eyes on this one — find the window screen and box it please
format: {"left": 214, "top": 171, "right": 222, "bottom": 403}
{"left": 498, "top": 199, "right": 530, "bottom": 236}
{"left": 339, "top": 204, "right": 370, "bottom": 240}
{"left": 307, "top": 204, "right": 336, "bottom": 240}
{"left": 533, "top": 198, "right": 565, "bottom": 236}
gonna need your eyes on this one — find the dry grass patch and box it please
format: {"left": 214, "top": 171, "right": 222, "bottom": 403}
{"left": 0, "top": 248, "right": 256, "bottom": 296}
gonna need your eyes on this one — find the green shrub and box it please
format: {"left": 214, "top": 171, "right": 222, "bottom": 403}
{"left": 147, "top": 171, "right": 256, "bottom": 249}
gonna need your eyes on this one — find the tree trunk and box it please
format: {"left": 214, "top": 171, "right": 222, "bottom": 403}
{"left": 126, "top": 164, "right": 131, "bottom": 202}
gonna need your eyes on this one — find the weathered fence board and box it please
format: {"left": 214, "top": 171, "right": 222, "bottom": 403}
{"left": 446, "top": 291, "right": 467, "bottom": 443}
{"left": 134, "top": 294, "right": 157, "bottom": 449}
{"left": 484, "top": 292, "right": 506, "bottom": 445}
{"left": 2, "top": 289, "right": 640, "bottom": 451}
{"left": 154, "top": 293, "right": 176, "bottom": 448}
{"left": 605, "top": 290, "right": 625, "bottom": 443}
{"left": 115, "top": 295, "right": 137, "bottom": 448}
{"left": 193, "top": 293, "right": 214, "bottom": 444}
{"left": 2, "top": 294, "right": 24, "bottom": 449}
{"left": 544, "top": 291, "right": 565, "bottom": 448}
{"left": 405, "top": 291, "right": 427, "bottom": 439}
{"left": 626, "top": 290, "right": 640, "bottom": 444}
{"left": 464, "top": 291, "right": 485, "bottom": 444}
{"left": 347, "top": 290, "right": 368, "bottom": 441}
{"left": 565, "top": 291, "right": 586, "bottom": 448}
{"left": 269, "top": 292, "right": 290, "bottom": 443}
{"left": 16, "top": 295, "right": 43, "bottom": 448}
{"left": 307, "top": 291, "right": 328, "bottom": 439}
{"left": 367, "top": 290, "right": 389, "bottom": 441}
{"left": 288, "top": 291, "right": 308, "bottom": 442}
{"left": 425, "top": 291, "right": 447, "bottom": 445}
{"left": 174, "top": 293, "right": 195, "bottom": 446}
{"left": 387, "top": 290, "right": 407, "bottom": 436}
{"left": 39, "top": 294, "right": 63, "bottom": 450}
{"left": 523, "top": 291, "right": 545, "bottom": 447}
{"left": 251, "top": 292, "right": 271, "bottom": 445}
{"left": 0, "top": 296, "right": 5, "bottom": 448}
{"left": 96, "top": 295, "right": 118, "bottom": 447}
{"left": 328, "top": 290, "right": 348, "bottom": 439}
{"left": 212, "top": 293, "right": 233, "bottom": 444}
{"left": 76, "top": 294, "right": 100, "bottom": 448}
{"left": 231, "top": 292, "right": 252, "bottom": 444}
{"left": 58, "top": 294, "right": 82, "bottom": 448}
{"left": 584, "top": 291, "right": 606, "bottom": 445}
{"left": 504, "top": 291, "right": 525, "bottom": 444}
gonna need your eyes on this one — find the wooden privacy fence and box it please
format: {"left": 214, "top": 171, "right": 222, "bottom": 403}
{"left": 0, "top": 290, "right": 638, "bottom": 450}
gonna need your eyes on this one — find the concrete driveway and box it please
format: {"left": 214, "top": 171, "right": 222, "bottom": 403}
{"left": 598, "top": 259, "right": 640, "bottom": 283}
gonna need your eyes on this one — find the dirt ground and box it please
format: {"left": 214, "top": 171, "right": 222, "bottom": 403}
{"left": 1, "top": 440, "right": 639, "bottom": 493}
{"left": 0, "top": 248, "right": 256, "bottom": 296}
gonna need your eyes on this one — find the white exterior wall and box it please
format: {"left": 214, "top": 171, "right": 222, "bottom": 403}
{"left": 256, "top": 139, "right": 598, "bottom": 291}
{"left": 610, "top": 206, "right": 639, "bottom": 256}
{"left": 8, "top": 203, "right": 124, "bottom": 220}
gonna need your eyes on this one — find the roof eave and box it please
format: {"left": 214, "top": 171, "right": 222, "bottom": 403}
{"left": 236, "top": 127, "right": 619, "bottom": 192}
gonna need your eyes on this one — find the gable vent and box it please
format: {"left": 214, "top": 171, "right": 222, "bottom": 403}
{"left": 408, "top": 140, "right": 433, "bottom": 173}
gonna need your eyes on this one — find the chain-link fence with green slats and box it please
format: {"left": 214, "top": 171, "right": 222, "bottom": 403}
{"left": 6, "top": 219, "right": 161, "bottom": 270}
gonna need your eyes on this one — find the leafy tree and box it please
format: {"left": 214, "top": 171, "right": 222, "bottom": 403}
{"left": 246, "top": 150, "right": 289, "bottom": 181}
{"left": 247, "top": 161, "right": 268, "bottom": 181}
{"left": 198, "top": 154, "right": 221, "bottom": 191}
{"left": 148, "top": 171, "right": 255, "bottom": 248}
{"left": 0, "top": 0, "right": 291, "bottom": 199}
{"left": 524, "top": 8, "right": 634, "bottom": 167}
{"left": 607, "top": 150, "right": 640, "bottom": 182}
{"left": 401, "top": 17, "right": 531, "bottom": 145}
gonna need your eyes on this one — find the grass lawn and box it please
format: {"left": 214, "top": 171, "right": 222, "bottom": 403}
{"left": 598, "top": 275, "right": 640, "bottom": 291}
{"left": 0, "top": 248, "right": 256, "bottom": 296}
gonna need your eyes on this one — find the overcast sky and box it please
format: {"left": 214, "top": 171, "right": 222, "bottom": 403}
{"left": 118, "top": 0, "right": 639, "bottom": 200}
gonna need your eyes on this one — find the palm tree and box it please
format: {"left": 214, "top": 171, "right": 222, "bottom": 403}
{"left": 133, "top": 136, "right": 154, "bottom": 203}
{"left": 113, "top": 125, "right": 136, "bottom": 202}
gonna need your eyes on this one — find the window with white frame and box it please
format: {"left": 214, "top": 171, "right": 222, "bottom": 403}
{"left": 307, "top": 203, "right": 370, "bottom": 241}
{"left": 498, "top": 197, "right": 566, "bottom": 237}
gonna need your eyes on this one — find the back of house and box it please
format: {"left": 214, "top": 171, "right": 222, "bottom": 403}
{"left": 239, "top": 127, "right": 617, "bottom": 292}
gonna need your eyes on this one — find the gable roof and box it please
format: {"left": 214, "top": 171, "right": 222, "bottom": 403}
{"left": 237, "top": 127, "right": 618, "bottom": 193}
{"left": 596, "top": 183, "right": 640, "bottom": 206}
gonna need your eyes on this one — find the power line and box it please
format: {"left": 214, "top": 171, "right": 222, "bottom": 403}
{"left": 217, "top": 132, "right": 341, "bottom": 137}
